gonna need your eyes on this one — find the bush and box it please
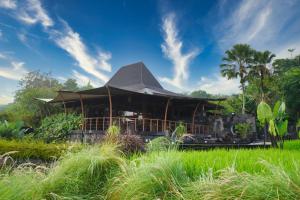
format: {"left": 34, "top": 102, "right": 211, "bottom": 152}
{"left": 0, "top": 139, "right": 81, "bottom": 161}
{"left": 119, "top": 134, "right": 145, "bottom": 154}
{"left": 37, "top": 113, "right": 82, "bottom": 142}
{"left": 235, "top": 122, "right": 251, "bottom": 139}
{"left": 0, "top": 120, "right": 25, "bottom": 139}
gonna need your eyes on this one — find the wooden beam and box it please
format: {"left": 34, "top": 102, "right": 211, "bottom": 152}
{"left": 192, "top": 102, "right": 200, "bottom": 134}
{"left": 106, "top": 86, "right": 113, "bottom": 127}
{"left": 79, "top": 94, "right": 84, "bottom": 131}
{"left": 163, "top": 98, "right": 171, "bottom": 131}
{"left": 59, "top": 93, "right": 67, "bottom": 114}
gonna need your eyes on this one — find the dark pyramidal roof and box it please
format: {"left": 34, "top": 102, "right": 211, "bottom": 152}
{"left": 49, "top": 62, "right": 225, "bottom": 103}
{"left": 106, "top": 62, "right": 182, "bottom": 96}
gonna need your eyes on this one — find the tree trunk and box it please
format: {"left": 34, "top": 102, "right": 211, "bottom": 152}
{"left": 241, "top": 83, "right": 245, "bottom": 114}
{"left": 260, "top": 69, "right": 265, "bottom": 101}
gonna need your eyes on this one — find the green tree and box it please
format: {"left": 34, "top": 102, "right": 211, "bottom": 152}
{"left": 79, "top": 81, "right": 94, "bottom": 91}
{"left": 249, "top": 50, "right": 276, "bottom": 100}
{"left": 220, "top": 44, "right": 254, "bottom": 114}
{"left": 63, "top": 79, "right": 79, "bottom": 91}
{"left": 5, "top": 71, "right": 62, "bottom": 126}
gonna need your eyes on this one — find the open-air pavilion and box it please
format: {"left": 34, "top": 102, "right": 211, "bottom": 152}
{"left": 50, "top": 62, "right": 225, "bottom": 137}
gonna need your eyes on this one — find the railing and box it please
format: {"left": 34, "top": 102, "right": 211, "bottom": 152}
{"left": 82, "top": 117, "right": 209, "bottom": 135}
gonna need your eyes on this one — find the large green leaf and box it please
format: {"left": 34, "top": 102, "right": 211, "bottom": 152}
{"left": 277, "top": 120, "right": 288, "bottom": 137}
{"left": 273, "top": 101, "right": 281, "bottom": 119}
{"left": 268, "top": 119, "right": 277, "bottom": 136}
{"left": 257, "top": 101, "right": 273, "bottom": 126}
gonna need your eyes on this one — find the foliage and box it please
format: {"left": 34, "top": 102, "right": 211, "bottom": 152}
{"left": 0, "top": 120, "right": 25, "bottom": 139}
{"left": 220, "top": 44, "right": 254, "bottom": 114}
{"left": 0, "top": 139, "right": 81, "bottom": 161}
{"left": 37, "top": 113, "right": 82, "bottom": 142}
{"left": 257, "top": 100, "right": 288, "bottom": 148}
{"left": 119, "top": 134, "right": 145, "bottom": 154}
{"left": 175, "top": 122, "right": 186, "bottom": 137}
{"left": 146, "top": 137, "right": 172, "bottom": 152}
{"left": 63, "top": 78, "right": 79, "bottom": 91}
{"left": 257, "top": 101, "right": 273, "bottom": 126}
{"left": 106, "top": 124, "right": 121, "bottom": 142}
{"left": 249, "top": 50, "right": 276, "bottom": 100}
{"left": 190, "top": 90, "right": 222, "bottom": 98}
{"left": 235, "top": 122, "right": 251, "bottom": 139}
{"left": 281, "top": 68, "right": 300, "bottom": 119}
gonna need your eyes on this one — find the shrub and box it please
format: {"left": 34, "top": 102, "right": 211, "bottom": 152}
{"left": 0, "top": 120, "right": 25, "bottom": 139}
{"left": 37, "top": 113, "right": 82, "bottom": 142}
{"left": 119, "top": 134, "right": 145, "bottom": 154}
{"left": 235, "top": 122, "right": 251, "bottom": 139}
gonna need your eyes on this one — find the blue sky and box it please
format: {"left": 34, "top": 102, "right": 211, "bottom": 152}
{"left": 0, "top": 0, "right": 300, "bottom": 104}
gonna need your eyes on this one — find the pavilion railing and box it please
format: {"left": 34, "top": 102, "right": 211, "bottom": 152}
{"left": 82, "top": 117, "right": 209, "bottom": 135}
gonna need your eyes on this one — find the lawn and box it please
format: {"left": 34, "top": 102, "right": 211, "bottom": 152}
{"left": 0, "top": 140, "right": 299, "bottom": 199}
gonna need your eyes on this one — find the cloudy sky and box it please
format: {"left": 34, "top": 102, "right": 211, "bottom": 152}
{"left": 0, "top": 0, "right": 300, "bottom": 104}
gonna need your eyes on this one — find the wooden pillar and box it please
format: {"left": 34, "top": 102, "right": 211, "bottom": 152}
{"left": 106, "top": 86, "right": 113, "bottom": 126}
{"left": 59, "top": 93, "right": 67, "bottom": 114}
{"left": 163, "top": 98, "right": 171, "bottom": 131}
{"left": 192, "top": 102, "right": 200, "bottom": 134}
{"left": 79, "top": 94, "right": 84, "bottom": 117}
{"left": 78, "top": 93, "right": 85, "bottom": 131}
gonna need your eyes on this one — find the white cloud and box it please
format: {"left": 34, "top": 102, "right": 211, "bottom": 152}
{"left": 18, "top": 0, "right": 53, "bottom": 28}
{"left": 0, "top": 0, "right": 16, "bottom": 9}
{"left": 0, "top": 95, "right": 14, "bottom": 105}
{"left": 72, "top": 70, "right": 98, "bottom": 87}
{"left": 0, "top": 61, "right": 28, "bottom": 80}
{"left": 51, "top": 22, "right": 110, "bottom": 83}
{"left": 1, "top": 0, "right": 112, "bottom": 84}
{"left": 215, "top": 0, "right": 300, "bottom": 57}
{"left": 159, "top": 13, "right": 199, "bottom": 89}
{"left": 196, "top": 74, "right": 240, "bottom": 95}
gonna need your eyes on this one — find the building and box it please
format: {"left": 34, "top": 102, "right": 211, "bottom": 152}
{"left": 50, "top": 62, "right": 224, "bottom": 138}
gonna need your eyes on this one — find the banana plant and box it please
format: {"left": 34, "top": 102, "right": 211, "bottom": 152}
{"left": 257, "top": 101, "right": 288, "bottom": 149}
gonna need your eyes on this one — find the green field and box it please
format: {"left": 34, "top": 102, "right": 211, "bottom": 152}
{"left": 0, "top": 140, "right": 300, "bottom": 199}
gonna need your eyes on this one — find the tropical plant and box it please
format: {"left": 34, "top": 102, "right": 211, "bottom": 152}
{"left": 119, "top": 134, "right": 145, "bottom": 154}
{"left": 146, "top": 137, "right": 172, "bottom": 152}
{"left": 235, "top": 123, "right": 251, "bottom": 139}
{"left": 36, "top": 113, "right": 82, "bottom": 142}
{"left": 257, "top": 101, "right": 288, "bottom": 148}
{"left": 106, "top": 124, "right": 120, "bottom": 138}
{"left": 220, "top": 44, "right": 254, "bottom": 114}
{"left": 249, "top": 50, "right": 276, "bottom": 100}
{"left": 0, "top": 120, "right": 25, "bottom": 139}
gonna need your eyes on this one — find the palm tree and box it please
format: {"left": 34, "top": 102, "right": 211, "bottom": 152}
{"left": 250, "top": 50, "right": 276, "bottom": 101}
{"left": 220, "top": 44, "right": 253, "bottom": 114}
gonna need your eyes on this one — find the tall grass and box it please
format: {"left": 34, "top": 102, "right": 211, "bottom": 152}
{"left": 0, "top": 140, "right": 300, "bottom": 199}
{"left": 0, "top": 139, "right": 82, "bottom": 161}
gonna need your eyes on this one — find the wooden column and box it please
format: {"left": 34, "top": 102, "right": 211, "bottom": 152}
{"left": 59, "top": 93, "right": 67, "bottom": 114}
{"left": 163, "top": 98, "right": 171, "bottom": 131}
{"left": 192, "top": 102, "right": 200, "bottom": 134}
{"left": 79, "top": 93, "right": 85, "bottom": 131}
{"left": 79, "top": 94, "right": 84, "bottom": 117}
{"left": 106, "top": 86, "right": 113, "bottom": 126}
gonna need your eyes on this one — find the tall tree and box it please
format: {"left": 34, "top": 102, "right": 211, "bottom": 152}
{"left": 249, "top": 50, "right": 276, "bottom": 100}
{"left": 63, "top": 79, "right": 79, "bottom": 91}
{"left": 220, "top": 44, "right": 253, "bottom": 114}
